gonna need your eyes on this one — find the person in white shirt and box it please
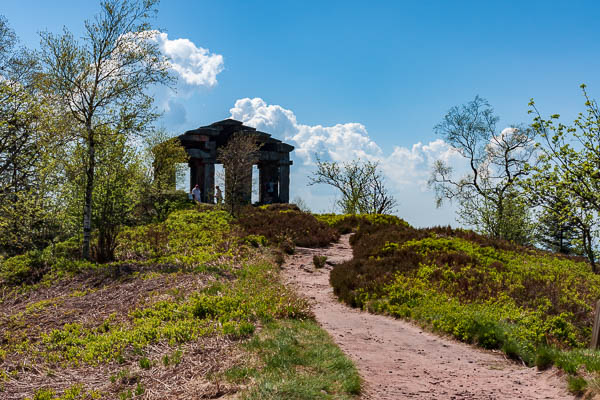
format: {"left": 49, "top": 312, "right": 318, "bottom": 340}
{"left": 191, "top": 184, "right": 202, "bottom": 203}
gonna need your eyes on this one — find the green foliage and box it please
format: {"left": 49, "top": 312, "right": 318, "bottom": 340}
{"left": 115, "top": 209, "right": 233, "bottom": 266}
{"left": 60, "top": 133, "right": 147, "bottom": 262}
{"left": 0, "top": 25, "right": 66, "bottom": 258}
{"left": 138, "top": 357, "right": 151, "bottom": 370}
{"left": 527, "top": 86, "right": 600, "bottom": 270}
{"left": 0, "top": 250, "right": 46, "bottom": 285}
{"left": 331, "top": 219, "right": 600, "bottom": 371}
{"left": 313, "top": 255, "right": 327, "bottom": 269}
{"left": 234, "top": 320, "right": 361, "bottom": 399}
{"left": 567, "top": 375, "right": 587, "bottom": 395}
{"left": 40, "top": 0, "right": 172, "bottom": 259}
{"left": 535, "top": 346, "right": 555, "bottom": 370}
{"left": 26, "top": 384, "right": 100, "bottom": 400}
{"left": 243, "top": 234, "right": 269, "bottom": 248}
{"left": 34, "top": 261, "right": 309, "bottom": 365}
{"left": 144, "top": 130, "right": 189, "bottom": 193}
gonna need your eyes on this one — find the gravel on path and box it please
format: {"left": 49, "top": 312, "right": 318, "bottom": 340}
{"left": 282, "top": 234, "right": 572, "bottom": 400}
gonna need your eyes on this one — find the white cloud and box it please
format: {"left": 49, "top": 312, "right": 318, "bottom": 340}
{"left": 152, "top": 31, "right": 224, "bottom": 88}
{"left": 382, "top": 140, "right": 464, "bottom": 188}
{"left": 229, "top": 97, "right": 467, "bottom": 226}
{"left": 229, "top": 97, "right": 462, "bottom": 185}
{"left": 230, "top": 98, "right": 382, "bottom": 163}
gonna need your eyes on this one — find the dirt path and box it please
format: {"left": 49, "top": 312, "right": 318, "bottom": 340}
{"left": 282, "top": 235, "right": 572, "bottom": 400}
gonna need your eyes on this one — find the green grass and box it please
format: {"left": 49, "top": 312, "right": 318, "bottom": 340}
{"left": 34, "top": 261, "right": 310, "bottom": 365}
{"left": 227, "top": 319, "right": 360, "bottom": 399}
{"left": 2, "top": 206, "right": 359, "bottom": 398}
{"left": 330, "top": 219, "right": 600, "bottom": 378}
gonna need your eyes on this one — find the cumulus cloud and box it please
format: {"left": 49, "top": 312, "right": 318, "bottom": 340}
{"left": 229, "top": 97, "right": 468, "bottom": 226}
{"left": 152, "top": 31, "right": 224, "bottom": 88}
{"left": 382, "top": 140, "right": 463, "bottom": 188}
{"left": 229, "top": 97, "right": 463, "bottom": 185}
{"left": 230, "top": 98, "right": 382, "bottom": 163}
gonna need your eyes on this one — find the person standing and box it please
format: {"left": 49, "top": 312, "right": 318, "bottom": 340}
{"left": 192, "top": 184, "right": 202, "bottom": 203}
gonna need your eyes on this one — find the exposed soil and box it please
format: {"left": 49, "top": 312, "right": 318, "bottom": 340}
{"left": 0, "top": 268, "right": 239, "bottom": 400}
{"left": 282, "top": 234, "right": 573, "bottom": 400}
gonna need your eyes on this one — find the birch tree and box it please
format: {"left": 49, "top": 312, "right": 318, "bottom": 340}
{"left": 40, "top": 0, "right": 171, "bottom": 259}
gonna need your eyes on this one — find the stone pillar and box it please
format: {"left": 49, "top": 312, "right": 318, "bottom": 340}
{"left": 259, "top": 162, "right": 279, "bottom": 204}
{"left": 190, "top": 158, "right": 212, "bottom": 202}
{"left": 203, "top": 162, "right": 215, "bottom": 203}
{"left": 278, "top": 162, "right": 290, "bottom": 203}
{"left": 241, "top": 166, "right": 252, "bottom": 204}
{"left": 258, "top": 164, "right": 266, "bottom": 203}
{"left": 189, "top": 158, "right": 200, "bottom": 192}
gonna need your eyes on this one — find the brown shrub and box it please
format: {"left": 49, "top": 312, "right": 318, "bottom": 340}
{"left": 236, "top": 207, "right": 339, "bottom": 248}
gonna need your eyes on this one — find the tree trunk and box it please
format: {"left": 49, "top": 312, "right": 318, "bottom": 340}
{"left": 584, "top": 229, "right": 597, "bottom": 273}
{"left": 82, "top": 127, "right": 95, "bottom": 260}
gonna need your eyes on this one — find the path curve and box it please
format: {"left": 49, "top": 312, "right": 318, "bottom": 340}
{"left": 282, "top": 234, "right": 572, "bottom": 400}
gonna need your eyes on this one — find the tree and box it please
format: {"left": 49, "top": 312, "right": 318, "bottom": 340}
{"left": 534, "top": 195, "right": 578, "bottom": 255}
{"left": 527, "top": 85, "right": 600, "bottom": 270}
{"left": 309, "top": 158, "right": 397, "bottom": 215}
{"left": 40, "top": 0, "right": 171, "bottom": 259}
{"left": 0, "top": 16, "right": 67, "bottom": 256}
{"left": 217, "top": 132, "right": 261, "bottom": 216}
{"left": 145, "top": 129, "right": 188, "bottom": 192}
{"left": 429, "top": 96, "right": 537, "bottom": 244}
{"left": 0, "top": 16, "right": 44, "bottom": 196}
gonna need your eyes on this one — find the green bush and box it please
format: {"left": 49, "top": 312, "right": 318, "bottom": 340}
{"left": 313, "top": 255, "right": 327, "bottom": 268}
{"left": 133, "top": 190, "right": 194, "bottom": 224}
{"left": 330, "top": 218, "right": 600, "bottom": 372}
{"left": 535, "top": 346, "right": 555, "bottom": 370}
{"left": 243, "top": 235, "right": 268, "bottom": 247}
{"left": 0, "top": 250, "right": 46, "bottom": 285}
{"left": 115, "top": 209, "right": 232, "bottom": 266}
{"left": 567, "top": 375, "right": 587, "bottom": 395}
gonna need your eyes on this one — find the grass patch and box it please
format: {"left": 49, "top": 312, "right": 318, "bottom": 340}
{"left": 567, "top": 375, "right": 587, "bottom": 395}
{"left": 1, "top": 206, "right": 350, "bottom": 398}
{"left": 313, "top": 255, "right": 327, "bottom": 269}
{"left": 230, "top": 319, "right": 360, "bottom": 399}
{"left": 330, "top": 219, "right": 600, "bottom": 375}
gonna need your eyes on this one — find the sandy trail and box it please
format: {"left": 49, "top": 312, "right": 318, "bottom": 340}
{"left": 282, "top": 234, "right": 572, "bottom": 400}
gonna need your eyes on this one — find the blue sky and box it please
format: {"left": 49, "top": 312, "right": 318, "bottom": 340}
{"left": 3, "top": 0, "right": 600, "bottom": 226}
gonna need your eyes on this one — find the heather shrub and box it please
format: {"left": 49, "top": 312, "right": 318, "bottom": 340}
{"left": 237, "top": 207, "right": 338, "bottom": 248}
{"left": 330, "top": 218, "right": 600, "bottom": 371}
{"left": 316, "top": 213, "right": 408, "bottom": 234}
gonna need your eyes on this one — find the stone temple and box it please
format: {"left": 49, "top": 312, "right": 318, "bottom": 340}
{"left": 177, "top": 119, "right": 294, "bottom": 204}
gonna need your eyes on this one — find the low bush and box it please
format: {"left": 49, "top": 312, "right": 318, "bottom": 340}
{"left": 330, "top": 218, "right": 600, "bottom": 373}
{"left": 313, "top": 255, "right": 327, "bottom": 269}
{"left": 237, "top": 207, "right": 339, "bottom": 248}
{"left": 316, "top": 213, "right": 408, "bottom": 234}
{"left": 115, "top": 209, "right": 233, "bottom": 266}
{"left": 132, "top": 190, "right": 194, "bottom": 224}
{"left": 567, "top": 375, "right": 587, "bottom": 395}
{"left": 0, "top": 250, "right": 46, "bottom": 285}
